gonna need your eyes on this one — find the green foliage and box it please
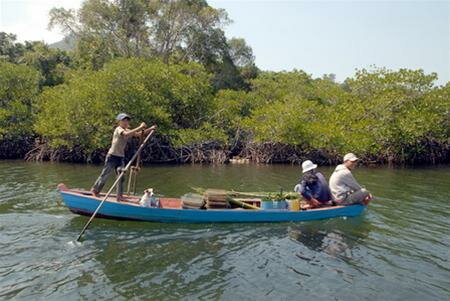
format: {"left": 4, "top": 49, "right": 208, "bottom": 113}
{"left": 249, "top": 70, "right": 315, "bottom": 103}
{"left": 226, "top": 37, "right": 258, "bottom": 87}
{"left": 343, "top": 68, "right": 449, "bottom": 158}
{"left": 242, "top": 68, "right": 449, "bottom": 162}
{"left": 172, "top": 124, "right": 228, "bottom": 147}
{"left": 213, "top": 89, "right": 254, "bottom": 133}
{"left": 0, "top": 32, "right": 26, "bottom": 63}
{"left": 21, "top": 42, "right": 72, "bottom": 86}
{"left": 34, "top": 58, "right": 215, "bottom": 151}
{"left": 228, "top": 38, "right": 254, "bottom": 68}
{"left": 0, "top": 33, "right": 73, "bottom": 87}
{"left": 0, "top": 62, "right": 41, "bottom": 137}
{"left": 1, "top": 2, "right": 448, "bottom": 164}
{"left": 244, "top": 97, "right": 334, "bottom": 148}
{"left": 48, "top": 0, "right": 248, "bottom": 89}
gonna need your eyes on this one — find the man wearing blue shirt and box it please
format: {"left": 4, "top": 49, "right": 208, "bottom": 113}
{"left": 295, "top": 160, "right": 333, "bottom": 208}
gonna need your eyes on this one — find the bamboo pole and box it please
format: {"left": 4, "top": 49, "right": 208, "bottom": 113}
{"left": 191, "top": 187, "right": 299, "bottom": 200}
{"left": 228, "top": 198, "right": 260, "bottom": 210}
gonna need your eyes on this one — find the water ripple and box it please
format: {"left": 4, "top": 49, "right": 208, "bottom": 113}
{"left": 0, "top": 162, "right": 449, "bottom": 300}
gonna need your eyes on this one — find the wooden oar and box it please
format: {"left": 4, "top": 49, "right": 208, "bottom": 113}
{"left": 76, "top": 129, "right": 156, "bottom": 242}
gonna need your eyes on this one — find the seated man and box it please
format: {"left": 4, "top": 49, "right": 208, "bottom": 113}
{"left": 329, "top": 153, "right": 372, "bottom": 205}
{"left": 294, "top": 160, "right": 333, "bottom": 208}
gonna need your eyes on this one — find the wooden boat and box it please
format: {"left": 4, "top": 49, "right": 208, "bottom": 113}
{"left": 57, "top": 184, "right": 368, "bottom": 223}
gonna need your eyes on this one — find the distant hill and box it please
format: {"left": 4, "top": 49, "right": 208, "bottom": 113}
{"left": 49, "top": 35, "right": 76, "bottom": 51}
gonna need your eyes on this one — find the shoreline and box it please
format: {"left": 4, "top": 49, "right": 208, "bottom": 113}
{"left": 1, "top": 154, "right": 448, "bottom": 168}
{"left": 1, "top": 137, "right": 448, "bottom": 166}
{"left": 1, "top": 159, "right": 450, "bottom": 169}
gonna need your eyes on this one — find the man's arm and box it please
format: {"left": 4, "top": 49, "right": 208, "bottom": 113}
{"left": 122, "top": 122, "right": 146, "bottom": 137}
{"left": 300, "top": 182, "right": 320, "bottom": 207}
{"left": 299, "top": 180, "right": 312, "bottom": 201}
{"left": 128, "top": 124, "right": 157, "bottom": 138}
{"left": 343, "top": 172, "right": 362, "bottom": 191}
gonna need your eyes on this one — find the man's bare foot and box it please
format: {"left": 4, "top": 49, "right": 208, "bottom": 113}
{"left": 362, "top": 196, "right": 371, "bottom": 205}
{"left": 91, "top": 189, "right": 100, "bottom": 198}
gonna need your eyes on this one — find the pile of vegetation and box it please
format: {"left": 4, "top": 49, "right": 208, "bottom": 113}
{"left": 0, "top": 0, "right": 448, "bottom": 165}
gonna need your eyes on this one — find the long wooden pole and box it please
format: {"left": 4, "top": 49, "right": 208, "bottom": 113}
{"left": 76, "top": 129, "right": 155, "bottom": 242}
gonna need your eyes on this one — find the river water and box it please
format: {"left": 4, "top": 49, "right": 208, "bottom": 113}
{"left": 0, "top": 161, "right": 449, "bottom": 300}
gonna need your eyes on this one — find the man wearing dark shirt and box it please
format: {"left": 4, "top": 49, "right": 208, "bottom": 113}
{"left": 295, "top": 160, "right": 332, "bottom": 208}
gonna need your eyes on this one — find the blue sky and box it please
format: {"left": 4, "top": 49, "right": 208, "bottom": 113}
{"left": 1, "top": 0, "right": 449, "bottom": 84}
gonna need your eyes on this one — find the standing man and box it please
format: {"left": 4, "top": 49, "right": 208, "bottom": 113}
{"left": 329, "top": 153, "right": 372, "bottom": 205}
{"left": 91, "top": 113, "right": 156, "bottom": 201}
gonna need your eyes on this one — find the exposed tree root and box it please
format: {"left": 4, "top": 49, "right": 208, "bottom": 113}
{"left": 2, "top": 136, "right": 449, "bottom": 166}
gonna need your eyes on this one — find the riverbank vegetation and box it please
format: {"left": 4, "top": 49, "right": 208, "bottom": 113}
{"left": 1, "top": 0, "right": 449, "bottom": 165}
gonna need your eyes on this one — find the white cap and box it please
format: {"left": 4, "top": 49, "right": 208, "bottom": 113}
{"left": 302, "top": 160, "right": 318, "bottom": 173}
{"left": 343, "top": 153, "right": 359, "bottom": 162}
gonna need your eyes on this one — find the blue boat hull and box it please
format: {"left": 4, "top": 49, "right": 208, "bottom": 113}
{"left": 59, "top": 190, "right": 367, "bottom": 223}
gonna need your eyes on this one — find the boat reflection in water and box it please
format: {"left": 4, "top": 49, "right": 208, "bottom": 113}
{"left": 288, "top": 216, "right": 370, "bottom": 258}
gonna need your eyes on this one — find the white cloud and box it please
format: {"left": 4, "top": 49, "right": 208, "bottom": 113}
{"left": 0, "top": 0, "right": 83, "bottom": 43}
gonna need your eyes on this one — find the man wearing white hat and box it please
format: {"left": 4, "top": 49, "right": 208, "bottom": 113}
{"left": 329, "top": 153, "right": 372, "bottom": 205}
{"left": 294, "top": 160, "right": 332, "bottom": 208}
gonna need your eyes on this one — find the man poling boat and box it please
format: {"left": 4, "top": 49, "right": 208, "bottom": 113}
{"left": 91, "top": 113, "right": 156, "bottom": 201}
{"left": 74, "top": 113, "right": 157, "bottom": 241}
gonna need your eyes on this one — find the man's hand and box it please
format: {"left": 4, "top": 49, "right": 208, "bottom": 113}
{"left": 142, "top": 124, "right": 157, "bottom": 135}
{"left": 310, "top": 198, "right": 321, "bottom": 207}
{"left": 333, "top": 199, "right": 343, "bottom": 205}
{"left": 125, "top": 122, "right": 149, "bottom": 137}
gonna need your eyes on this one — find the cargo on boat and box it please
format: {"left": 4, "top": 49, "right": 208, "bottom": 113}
{"left": 58, "top": 184, "right": 368, "bottom": 223}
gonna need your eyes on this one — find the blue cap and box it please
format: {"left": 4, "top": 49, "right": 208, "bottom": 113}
{"left": 116, "top": 113, "right": 131, "bottom": 121}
